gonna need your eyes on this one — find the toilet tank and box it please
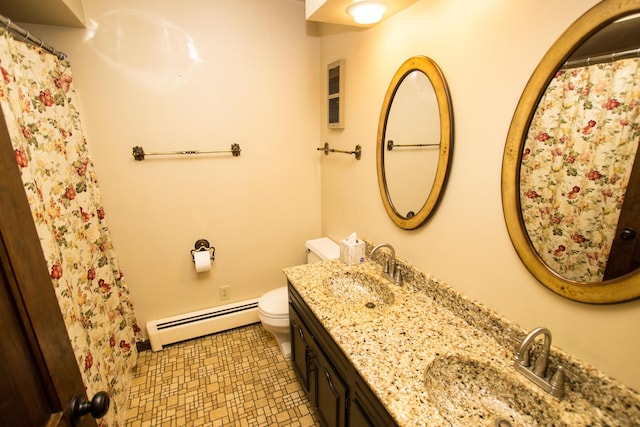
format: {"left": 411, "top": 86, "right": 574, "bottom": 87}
{"left": 305, "top": 237, "right": 340, "bottom": 264}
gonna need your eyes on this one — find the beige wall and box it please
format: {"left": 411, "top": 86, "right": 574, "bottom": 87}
{"left": 319, "top": 0, "right": 640, "bottom": 391}
{"left": 23, "top": 0, "right": 323, "bottom": 338}
{"left": 21, "top": 0, "right": 640, "bottom": 391}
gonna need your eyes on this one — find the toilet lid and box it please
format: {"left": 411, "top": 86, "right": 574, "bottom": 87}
{"left": 259, "top": 286, "right": 289, "bottom": 318}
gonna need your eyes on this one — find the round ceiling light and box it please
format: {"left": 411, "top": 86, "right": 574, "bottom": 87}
{"left": 346, "top": 0, "right": 390, "bottom": 25}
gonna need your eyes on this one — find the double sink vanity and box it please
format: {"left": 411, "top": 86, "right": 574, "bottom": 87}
{"left": 284, "top": 242, "right": 640, "bottom": 427}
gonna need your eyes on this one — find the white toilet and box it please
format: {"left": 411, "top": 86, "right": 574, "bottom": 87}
{"left": 258, "top": 237, "right": 340, "bottom": 357}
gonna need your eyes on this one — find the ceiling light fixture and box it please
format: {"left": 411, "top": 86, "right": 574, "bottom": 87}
{"left": 346, "top": 0, "right": 390, "bottom": 25}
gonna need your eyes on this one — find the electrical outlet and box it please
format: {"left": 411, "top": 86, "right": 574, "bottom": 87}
{"left": 219, "top": 285, "right": 230, "bottom": 301}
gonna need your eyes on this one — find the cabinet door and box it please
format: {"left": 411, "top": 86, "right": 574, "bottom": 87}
{"left": 349, "top": 382, "right": 398, "bottom": 427}
{"left": 348, "top": 396, "right": 374, "bottom": 427}
{"left": 314, "top": 350, "right": 347, "bottom": 427}
{"left": 290, "top": 306, "right": 313, "bottom": 392}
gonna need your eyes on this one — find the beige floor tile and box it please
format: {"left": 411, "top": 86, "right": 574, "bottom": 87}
{"left": 125, "top": 324, "right": 319, "bottom": 426}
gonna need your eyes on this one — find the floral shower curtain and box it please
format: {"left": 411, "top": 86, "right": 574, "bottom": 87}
{"left": 521, "top": 57, "right": 640, "bottom": 283}
{"left": 0, "top": 30, "right": 140, "bottom": 426}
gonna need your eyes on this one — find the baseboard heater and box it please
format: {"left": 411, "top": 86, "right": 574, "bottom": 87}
{"left": 146, "top": 298, "right": 260, "bottom": 351}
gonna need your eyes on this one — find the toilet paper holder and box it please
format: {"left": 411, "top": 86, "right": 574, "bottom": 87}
{"left": 191, "top": 239, "right": 215, "bottom": 262}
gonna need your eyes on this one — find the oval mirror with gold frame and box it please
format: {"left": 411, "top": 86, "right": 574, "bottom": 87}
{"left": 502, "top": 0, "right": 640, "bottom": 303}
{"left": 377, "top": 56, "right": 453, "bottom": 230}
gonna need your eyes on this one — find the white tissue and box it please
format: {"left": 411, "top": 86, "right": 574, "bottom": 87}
{"left": 340, "top": 232, "right": 365, "bottom": 265}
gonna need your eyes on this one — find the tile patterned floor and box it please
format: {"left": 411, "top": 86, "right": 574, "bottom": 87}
{"left": 125, "top": 323, "right": 320, "bottom": 426}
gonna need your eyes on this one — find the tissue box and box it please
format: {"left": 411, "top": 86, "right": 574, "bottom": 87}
{"left": 340, "top": 238, "right": 365, "bottom": 265}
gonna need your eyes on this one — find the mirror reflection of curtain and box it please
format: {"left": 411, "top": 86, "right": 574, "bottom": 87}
{"left": 0, "top": 30, "right": 140, "bottom": 426}
{"left": 520, "top": 57, "right": 640, "bottom": 283}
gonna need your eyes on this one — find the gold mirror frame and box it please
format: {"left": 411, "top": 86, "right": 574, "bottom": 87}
{"left": 377, "top": 56, "right": 453, "bottom": 230}
{"left": 502, "top": 0, "right": 640, "bottom": 303}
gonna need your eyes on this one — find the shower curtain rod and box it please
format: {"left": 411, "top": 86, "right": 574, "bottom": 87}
{"left": 0, "top": 14, "right": 67, "bottom": 60}
{"left": 562, "top": 47, "right": 640, "bottom": 69}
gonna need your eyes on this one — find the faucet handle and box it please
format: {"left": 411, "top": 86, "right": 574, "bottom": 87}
{"left": 533, "top": 352, "right": 548, "bottom": 377}
{"left": 550, "top": 366, "right": 565, "bottom": 388}
{"left": 393, "top": 267, "right": 403, "bottom": 285}
{"left": 549, "top": 365, "right": 566, "bottom": 398}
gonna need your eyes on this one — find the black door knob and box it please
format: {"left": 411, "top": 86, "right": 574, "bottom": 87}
{"left": 69, "top": 391, "right": 110, "bottom": 426}
{"left": 621, "top": 228, "right": 637, "bottom": 241}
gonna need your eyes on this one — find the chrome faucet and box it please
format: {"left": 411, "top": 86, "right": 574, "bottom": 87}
{"left": 369, "top": 243, "right": 402, "bottom": 285}
{"left": 515, "top": 327, "right": 565, "bottom": 399}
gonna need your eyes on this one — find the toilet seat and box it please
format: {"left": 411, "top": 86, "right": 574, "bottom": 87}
{"left": 258, "top": 286, "right": 288, "bottom": 319}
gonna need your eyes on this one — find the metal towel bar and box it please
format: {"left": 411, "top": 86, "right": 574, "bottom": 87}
{"left": 317, "top": 142, "right": 361, "bottom": 160}
{"left": 386, "top": 140, "right": 440, "bottom": 151}
{"left": 132, "top": 144, "right": 241, "bottom": 161}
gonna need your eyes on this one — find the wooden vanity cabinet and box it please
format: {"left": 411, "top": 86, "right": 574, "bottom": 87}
{"left": 314, "top": 345, "right": 348, "bottom": 427}
{"left": 288, "top": 283, "right": 398, "bottom": 427}
{"left": 290, "top": 302, "right": 348, "bottom": 427}
{"left": 290, "top": 306, "right": 313, "bottom": 392}
{"left": 349, "top": 380, "right": 394, "bottom": 427}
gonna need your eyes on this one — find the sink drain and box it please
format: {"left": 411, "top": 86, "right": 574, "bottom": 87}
{"left": 495, "top": 419, "right": 513, "bottom": 427}
{"left": 365, "top": 302, "right": 376, "bottom": 308}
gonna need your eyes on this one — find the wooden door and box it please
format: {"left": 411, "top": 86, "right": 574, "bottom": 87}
{"left": 604, "top": 147, "right": 640, "bottom": 280}
{"left": 0, "top": 110, "right": 98, "bottom": 426}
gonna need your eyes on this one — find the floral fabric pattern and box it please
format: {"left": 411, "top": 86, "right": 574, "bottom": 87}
{"left": 0, "top": 31, "right": 140, "bottom": 426}
{"left": 521, "top": 58, "right": 640, "bottom": 282}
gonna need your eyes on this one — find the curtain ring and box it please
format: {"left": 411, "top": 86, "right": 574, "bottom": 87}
{"left": 21, "top": 30, "right": 30, "bottom": 42}
{"left": 4, "top": 18, "right": 11, "bottom": 31}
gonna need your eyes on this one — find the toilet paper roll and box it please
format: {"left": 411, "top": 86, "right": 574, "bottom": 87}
{"left": 194, "top": 250, "right": 211, "bottom": 273}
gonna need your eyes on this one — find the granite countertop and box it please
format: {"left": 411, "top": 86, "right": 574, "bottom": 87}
{"left": 283, "top": 256, "right": 640, "bottom": 427}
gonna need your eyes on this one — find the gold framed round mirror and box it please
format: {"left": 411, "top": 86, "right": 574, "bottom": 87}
{"left": 502, "top": 0, "right": 640, "bottom": 303}
{"left": 377, "top": 56, "right": 453, "bottom": 230}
